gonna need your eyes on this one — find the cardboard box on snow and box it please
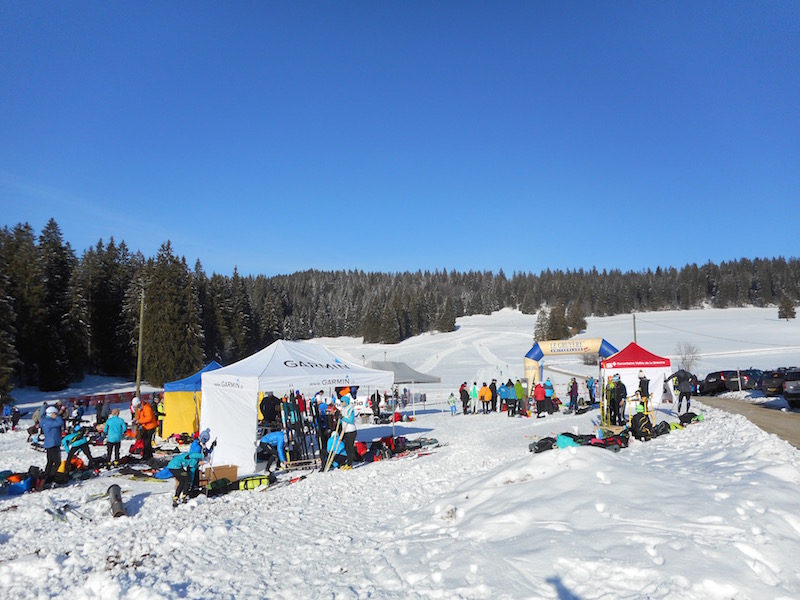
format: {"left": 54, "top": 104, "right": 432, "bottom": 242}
{"left": 199, "top": 464, "right": 238, "bottom": 486}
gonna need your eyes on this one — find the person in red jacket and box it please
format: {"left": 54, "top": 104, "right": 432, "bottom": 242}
{"left": 534, "top": 382, "right": 547, "bottom": 417}
{"left": 133, "top": 397, "right": 157, "bottom": 460}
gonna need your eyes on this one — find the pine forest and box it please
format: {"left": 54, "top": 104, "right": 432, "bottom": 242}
{"left": 0, "top": 219, "right": 798, "bottom": 395}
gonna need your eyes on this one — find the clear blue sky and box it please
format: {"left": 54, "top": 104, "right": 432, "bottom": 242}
{"left": 1, "top": 2, "right": 798, "bottom": 277}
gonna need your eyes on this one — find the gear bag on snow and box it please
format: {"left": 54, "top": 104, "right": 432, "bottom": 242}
{"left": 529, "top": 437, "right": 557, "bottom": 453}
{"left": 653, "top": 421, "right": 671, "bottom": 437}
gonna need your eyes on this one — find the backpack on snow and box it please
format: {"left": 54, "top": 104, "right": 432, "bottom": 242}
{"left": 529, "top": 436, "right": 557, "bottom": 453}
{"left": 654, "top": 421, "right": 671, "bottom": 437}
{"left": 679, "top": 412, "right": 704, "bottom": 425}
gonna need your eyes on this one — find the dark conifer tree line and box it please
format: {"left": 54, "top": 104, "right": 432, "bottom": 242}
{"left": 0, "top": 219, "right": 798, "bottom": 394}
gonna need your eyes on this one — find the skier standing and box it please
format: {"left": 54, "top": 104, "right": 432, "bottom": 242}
{"left": 339, "top": 388, "right": 357, "bottom": 470}
{"left": 103, "top": 408, "right": 126, "bottom": 468}
{"left": 39, "top": 407, "right": 64, "bottom": 490}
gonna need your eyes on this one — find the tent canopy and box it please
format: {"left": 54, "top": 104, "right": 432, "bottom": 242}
{"left": 161, "top": 361, "right": 223, "bottom": 438}
{"left": 601, "top": 343, "right": 671, "bottom": 370}
{"left": 164, "top": 361, "right": 223, "bottom": 392}
{"left": 200, "top": 340, "right": 394, "bottom": 473}
{"left": 600, "top": 342, "right": 674, "bottom": 412}
{"left": 368, "top": 361, "right": 440, "bottom": 384}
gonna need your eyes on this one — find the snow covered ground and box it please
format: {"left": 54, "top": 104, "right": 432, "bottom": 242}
{"left": 2, "top": 307, "right": 800, "bottom": 599}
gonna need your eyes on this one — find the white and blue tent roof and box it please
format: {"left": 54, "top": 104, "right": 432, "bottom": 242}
{"left": 200, "top": 340, "right": 394, "bottom": 473}
{"left": 163, "top": 361, "right": 223, "bottom": 392}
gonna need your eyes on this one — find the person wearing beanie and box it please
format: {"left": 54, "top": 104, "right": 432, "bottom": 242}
{"left": 167, "top": 450, "right": 205, "bottom": 507}
{"left": 39, "top": 406, "right": 65, "bottom": 489}
{"left": 133, "top": 396, "right": 158, "bottom": 460}
{"left": 630, "top": 402, "right": 655, "bottom": 441}
{"left": 339, "top": 389, "right": 357, "bottom": 470}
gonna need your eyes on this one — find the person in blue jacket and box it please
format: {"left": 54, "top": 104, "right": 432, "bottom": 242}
{"left": 167, "top": 451, "right": 204, "bottom": 507}
{"left": 103, "top": 408, "right": 127, "bottom": 467}
{"left": 258, "top": 430, "right": 286, "bottom": 471}
{"left": 325, "top": 431, "right": 346, "bottom": 469}
{"left": 544, "top": 378, "right": 555, "bottom": 402}
{"left": 62, "top": 426, "right": 94, "bottom": 473}
{"left": 338, "top": 388, "right": 357, "bottom": 469}
{"left": 39, "top": 406, "right": 65, "bottom": 489}
{"left": 190, "top": 428, "right": 215, "bottom": 458}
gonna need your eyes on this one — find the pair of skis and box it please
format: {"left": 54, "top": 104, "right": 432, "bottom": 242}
{"left": 322, "top": 421, "right": 343, "bottom": 472}
{"left": 45, "top": 498, "right": 93, "bottom": 522}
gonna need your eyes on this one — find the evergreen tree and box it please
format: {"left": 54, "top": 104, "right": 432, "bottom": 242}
{"left": 534, "top": 308, "right": 549, "bottom": 341}
{"left": 546, "top": 302, "right": 569, "bottom": 340}
{"left": 778, "top": 295, "right": 796, "bottom": 321}
{"left": 78, "top": 239, "right": 138, "bottom": 376}
{"left": 140, "top": 243, "right": 204, "bottom": 386}
{"left": 37, "top": 219, "right": 79, "bottom": 391}
{"left": 228, "top": 268, "right": 257, "bottom": 358}
{"left": 566, "top": 301, "right": 587, "bottom": 333}
{"left": 436, "top": 297, "right": 457, "bottom": 332}
{"left": 0, "top": 231, "right": 19, "bottom": 395}
{"left": 3, "top": 224, "right": 45, "bottom": 387}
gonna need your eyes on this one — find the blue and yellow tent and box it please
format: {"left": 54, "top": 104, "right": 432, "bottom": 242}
{"left": 163, "top": 361, "right": 223, "bottom": 438}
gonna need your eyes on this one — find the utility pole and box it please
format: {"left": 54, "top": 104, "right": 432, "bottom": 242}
{"left": 633, "top": 313, "right": 637, "bottom": 344}
{"left": 135, "top": 288, "right": 145, "bottom": 398}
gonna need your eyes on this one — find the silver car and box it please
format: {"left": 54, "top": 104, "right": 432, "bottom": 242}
{"left": 784, "top": 370, "right": 800, "bottom": 409}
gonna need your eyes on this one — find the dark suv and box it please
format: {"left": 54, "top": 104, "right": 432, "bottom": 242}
{"left": 726, "top": 369, "right": 761, "bottom": 391}
{"left": 783, "top": 370, "right": 800, "bottom": 409}
{"left": 761, "top": 370, "right": 787, "bottom": 396}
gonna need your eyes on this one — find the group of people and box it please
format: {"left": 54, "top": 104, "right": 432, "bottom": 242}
{"left": 454, "top": 379, "right": 527, "bottom": 415}
{"left": 452, "top": 377, "right": 595, "bottom": 418}
{"left": 1, "top": 399, "right": 21, "bottom": 431}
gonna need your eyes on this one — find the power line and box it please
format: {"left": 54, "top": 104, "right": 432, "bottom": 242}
{"left": 635, "top": 317, "right": 787, "bottom": 348}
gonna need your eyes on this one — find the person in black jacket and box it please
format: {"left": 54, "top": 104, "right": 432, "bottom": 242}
{"left": 459, "top": 383, "right": 470, "bottom": 415}
{"left": 612, "top": 375, "right": 628, "bottom": 426}
{"left": 666, "top": 369, "right": 693, "bottom": 414}
{"left": 259, "top": 393, "right": 280, "bottom": 426}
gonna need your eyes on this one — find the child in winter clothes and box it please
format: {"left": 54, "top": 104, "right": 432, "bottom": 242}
{"left": 447, "top": 393, "right": 457, "bottom": 416}
{"left": 103, "top": 408, "right": 126, "bottom": 467}
{"left": 62, "top": 427, "right": 93, "bottom": 472}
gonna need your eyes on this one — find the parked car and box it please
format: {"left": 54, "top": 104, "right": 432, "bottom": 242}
{"left": 783, "top": 370, "right": 800, "bottom": 409}
{"left": 726, "top": 369, "right": 761, "bottom": 391}
{"left": 761, "top": 370, "right": 787, "bottom": 396}
{"left": 700, "top": 370, "right": 761, "bottom": 395}
{"left": 700, "top": 371, "right": 729, "bottom": 395}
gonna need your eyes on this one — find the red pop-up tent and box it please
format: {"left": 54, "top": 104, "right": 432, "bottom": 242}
{"left": 601, "top": 343, "right": 675, "bottom": 417}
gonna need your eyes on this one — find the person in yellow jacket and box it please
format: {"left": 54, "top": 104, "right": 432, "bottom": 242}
{"left": 133, "top": 397, "right": 157, "bottom": 460}
{"left": 156, "top": 397, "right": 166, "bottom": 438}
{"left": 478, "top": 382, "right": 492, "bottom": 414}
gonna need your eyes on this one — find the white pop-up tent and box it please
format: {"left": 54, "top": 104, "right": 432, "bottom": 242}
{"left": 200, "top": 340, "right": 394, "bottom": 474}
{"left": 600, "top": 342, "right": 675, "bottom": 420}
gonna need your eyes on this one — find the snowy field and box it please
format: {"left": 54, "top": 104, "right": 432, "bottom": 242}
{"left": 2, "top": 307, "right": 800, "bottom": 599}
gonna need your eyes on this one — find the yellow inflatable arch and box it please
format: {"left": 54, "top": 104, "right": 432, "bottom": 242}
{"left": 523, "top": 338, "right": 619, "bottom": 387}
